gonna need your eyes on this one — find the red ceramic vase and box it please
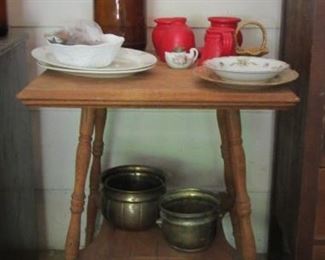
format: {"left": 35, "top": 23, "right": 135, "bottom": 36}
{"left": 152, "top": 17, "right": 195, "bottom": 62}
{"left": 207, "top": 17, "right": 242, "bottom": 46}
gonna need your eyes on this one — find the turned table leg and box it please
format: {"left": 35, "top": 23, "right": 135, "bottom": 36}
{"left": 86, "top": 108, "right": 107, "bottom": 245}
{"left": 65, "top": 108, "right": 96, "bottom": 260}
{"left": 217, "top": 110, "right": 241, "bottom": 250}
{"left": 217, "top": 109, "right": 256, "bottom": 260}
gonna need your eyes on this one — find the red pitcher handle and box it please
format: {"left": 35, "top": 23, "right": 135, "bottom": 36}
{"left": 235, "top": 20, "right": 269, "bottom": 56}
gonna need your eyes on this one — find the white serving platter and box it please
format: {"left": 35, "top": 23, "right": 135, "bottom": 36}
{"left": 32, "top": 46, "right": 157, "bottom": 72}
{"left": 37, "top": 61, "right": 155, "bottom": 78}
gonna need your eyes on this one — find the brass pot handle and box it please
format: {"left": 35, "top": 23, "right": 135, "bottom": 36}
{"left": 235, "top": 20, "right": 269, "bottom": 56}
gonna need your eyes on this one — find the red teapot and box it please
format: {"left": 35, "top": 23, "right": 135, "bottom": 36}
{"left": 152, "top": 17, "right": 195, "bottom": 62}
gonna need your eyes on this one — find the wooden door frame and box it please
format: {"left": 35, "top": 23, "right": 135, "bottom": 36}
{"left": 269, "top": 0, "right": 325, "bottom": 259}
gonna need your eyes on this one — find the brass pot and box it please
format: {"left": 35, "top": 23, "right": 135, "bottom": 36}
{"left": 102, "top": 165, "right": 166, "bottom": 230}
{"left": 157, "top": 188, "right": 227, "bottom": 252}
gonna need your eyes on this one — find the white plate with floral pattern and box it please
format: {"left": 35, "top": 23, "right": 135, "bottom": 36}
{"left": 193, "top": 65, "right": 299, "bottom": 90}
{"left": 204, "top": 56, "right": 290, "bottom": 82}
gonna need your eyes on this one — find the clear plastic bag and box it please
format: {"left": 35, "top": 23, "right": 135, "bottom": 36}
{"left": 46, "top": 20, "right": 105, "bottom": 45}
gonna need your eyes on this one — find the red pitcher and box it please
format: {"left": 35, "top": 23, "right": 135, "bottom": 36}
{"left": 206, "top": 17, "right": 242, "bottom": 45}
{"left": 198, "top": 27, "right": 236, "bottom": 65}
{"left": 152, "top": 17, "right": 195, "bottom": 62}
{"left": 199, "top": 19, "right": 269, "bottom": 64}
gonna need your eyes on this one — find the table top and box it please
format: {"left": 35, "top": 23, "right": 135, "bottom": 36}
{"left": 17, "top": 63, "right": 299, "bottom": 109}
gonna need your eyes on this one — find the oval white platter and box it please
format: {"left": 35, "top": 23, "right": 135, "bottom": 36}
{"left": 32, "top": 46, "right": 157, "bottom": 72}
{"left": 37, "top": 61, "right": 155, "bottom": 78}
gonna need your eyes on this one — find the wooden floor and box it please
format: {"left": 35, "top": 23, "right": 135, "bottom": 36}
{"left": 40, "top": 251, "right": 267, "bottom": 260}
{"left": 2, "top": 217, "right": 268, "bottom": 260}
{"left": 0, "top": 250, "right": 63, "bottom": 260}
{"left": 0, "top": 250, "right": 267, "bottom": 260}
{"left": 1, "top": 227, "right": 267, "bottom": 260}
{"left": 39, "top": 251, "right": 65, "bottom": 260}
{"left": 79, "top": 220, "right": 236, "bottom": 260}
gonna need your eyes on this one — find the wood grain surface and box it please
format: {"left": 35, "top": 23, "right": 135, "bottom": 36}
{"left": 313, "top": 245, "right": 325, "bottom": 260}
{"left": 217, "top": 110, "right": 256, "bottom": 260}
{"left": 17, "top": 63, "right": 299, "bottom": 109}
{"left": 65, "top": 108, "right": 96, "bottom": 260}
{"left": 86, "top": 108, "right": 107, "bottom": 246}
{"left": 78, "top": 220, "right": 237, "bottom": 260}
{"left": 269, "top": 0, "right": 325, "bottom": 259}
{"left": 314, "top": 169, "right": 325, "bottom": 241}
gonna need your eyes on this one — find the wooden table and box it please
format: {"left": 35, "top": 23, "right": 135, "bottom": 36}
{"left": 17, "top": 63, "right": 299, "bottom": 260}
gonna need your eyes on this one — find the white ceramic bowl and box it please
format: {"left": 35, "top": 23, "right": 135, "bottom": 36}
{"left": 47, "top": 34, "right": 124, "bottom": 68}
{"left": 204, "top": 56, "right": 290, "bottom": 82}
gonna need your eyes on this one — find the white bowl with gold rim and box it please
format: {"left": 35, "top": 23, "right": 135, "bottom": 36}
{"left": 204, "top": 56, "right": 290, "bottom": 82}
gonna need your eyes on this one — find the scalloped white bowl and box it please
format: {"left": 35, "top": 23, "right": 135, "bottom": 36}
{"left": 204, "top": 56, "right": 290, "bottom": 82}
{"left": 47, "top": 34, "right": 125, "bottom": 68}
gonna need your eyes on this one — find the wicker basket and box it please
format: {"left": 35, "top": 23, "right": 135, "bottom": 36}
{"left": 235, "top": 21, "right": 269, "bottom": 56}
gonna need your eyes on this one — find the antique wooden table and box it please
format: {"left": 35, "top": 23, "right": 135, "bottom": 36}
{"left": 17, "top": 63, "right": 299, "bottom": 260}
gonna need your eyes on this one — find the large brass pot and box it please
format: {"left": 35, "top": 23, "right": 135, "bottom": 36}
{"left": 157, "top": 188, "right": 227, "bottom": 252}
{"left": 102, "top": 165, "right": 166, "bottom": 230}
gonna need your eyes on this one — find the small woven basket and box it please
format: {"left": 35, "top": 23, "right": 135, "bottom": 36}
{"left": 235, "top": 21, "right": 269, "bottom": 56}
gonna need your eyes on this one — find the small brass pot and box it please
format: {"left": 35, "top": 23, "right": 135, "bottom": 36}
{"left": 102, "top": 165, "right": 166, "bottom": 230}
{"left": 157, "top": 188, "right": 227, "bottom": 252}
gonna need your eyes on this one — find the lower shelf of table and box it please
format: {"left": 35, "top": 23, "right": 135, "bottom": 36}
{"left": 78, "top": 220, "right": 237, "bottom": 260}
